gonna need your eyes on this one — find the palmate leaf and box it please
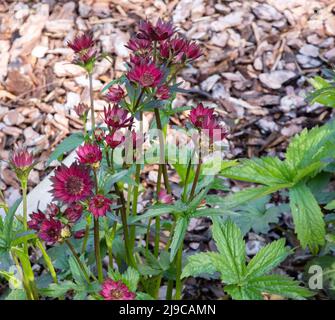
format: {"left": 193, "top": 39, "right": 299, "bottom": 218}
{"left": 289, "top": 182, "right": 325, "bottom": 251}
{"left": 211, "top": 219, "right": 246, "bottom": 284}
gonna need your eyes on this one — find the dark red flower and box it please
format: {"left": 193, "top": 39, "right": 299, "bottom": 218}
{"left": 67, "top": 33, "right": 97, "bottom": 66}
{"left": 76, "top": 143, "right": 102, "bottom": 165}
{"left": 39, "top": 218, "right": 62, "bottom": 245}
{"left": 10, "top": 148, "right": 34, "bottom": 170}
{"left": 126, "top": 37, "right": 152, "bottom": 55}
{"left": 104, "top": 105, "right": 133, "bottom": 129}
{"left": 74, "top": 103, "right": 89, "bottom": 117}
{"left": 67, "top": 33, "right": 95, "bottom": 53}
{"left": 189, "top": 103, "right": 215, "bottom": 129}
{"left": 127, "top": 63, "right": 163, "bottom": 88}
{"left": 156, "top": 85, "right": 170, "bottom": 100}
{"left": 181, "top": 41, "right": 202, "bottom": 61}
{"left": 138, "top": 19, "right": 175, "bottom": 41}
{"left": 64, "top": 203, "right": 83, "bottom": 223}
{"left": 51, "top": 163, "right": 93, "bottom": 204}
{"left": 106, "top": 132, "right": 125, "bottom": 149}
{"left": 28, "top": 210, "right": 46, "bottom": 231}
{"left": 46, "top": 203, "right": 60, "bottom": 217}
{"left": 158, "top": 189, "right": 173, "bottom": 204}
{"left": 94, "top": 128, "right": 105, "bottom": 142}
{"left": 100, "top": 279, "right": 136, "bottom": 300}
{"left": 106, "top": 85, "right": 125, "bottom": 103}
{"left": 202, "top": 116, "right": 228, "bottom": 143}
{"left": 89, "top": 194, "right": 112, "bottom": 218}
{"left": 74, "top": 229, "right": 86, "bottom": 239}
{"left": 160, "top": 37, "right": 187, "bottom": 60}
{"left": 129, "top": 55, "right": 151, "bottom": 67}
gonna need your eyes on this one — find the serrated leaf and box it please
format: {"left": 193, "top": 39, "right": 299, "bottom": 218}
{"left": 247, "top": 275, "right": 312, "bottom": 299}
{"left": 122, "top": 267, "right": 139, "bottom": 292}
{"left": 224, "top": 284, "right": 263, "bottom": 300}
{"left": 181, "top": 252, "right": 221, "bottom": 278}
{"left": 211, "top": 219, "right": 246, "bottom": 284}
{"left": 221, "top": 157, "right": 292, "bottom": 185}
{"left": 245, "top": 239, "right": 289, "bottom": 279}
{"left": 47, "top": 133, "right": 84, "bottom": 166}
{"left": 289, "top": 182, "right": 325, "bottom": 251}
{"left": 206, "top": 184, "right": 291, "bottom": 210}
{"left": 4, "top": 198, "right": 21, "bottom": 247}
{"left": 285, "top": 122, "right": 335, "bottom": 172}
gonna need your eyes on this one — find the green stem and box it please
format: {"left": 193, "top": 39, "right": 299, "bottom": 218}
{"left": 174, "top": 244, "right": 183, "bottom": 300}
{"left": 154, "top": 166, "right": 162, "bottom": 257}
{"left": 154, "top": 108, "right": 171, "bottom": 194}
{"left": 189, "top": 156, "right": 202, "bottom": 201}
{"left": 88, "top": 72, "right": 96, "bottom": 139}
{"left": 166, "top": 279, "right": 174, "bottom": 300}
{"left": 182, "top": 157, "right": 192, "bottom": 203}
{"left": 81, "top": 221, "right": 90, "bottom": 255}
{"left": 21, "top": 179, "right": 28, "bottom": 255}
{"left": 130, "top": 163, "right": 141, "bottom": 248}
{"left": 36, "top": 240, "right": 58, "bottom": 284}
{"left": 65, "top": 239, "right": 91, "bottom": 284}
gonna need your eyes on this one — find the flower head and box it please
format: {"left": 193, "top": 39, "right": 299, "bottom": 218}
{"left": 160, "top": 37, "right": 187, "bottom": 60}
{"left": 189, "top": 103, "right": 215, "bottom": 129}
{"left": 89, "top": 194, "right": 112, "bottom": 218}
{"left": 74, "top": 229, "right": 86, "bottom": 239}
{"left": 201, "top": 117, "right": 228, "bottom": 144}
{"left": 156, "top": 85, "right": 170, "bottom": 100}
{"left": 64, "top": 203, "right": 83, "bottom": 223}
{"left": 45, "top": 203, "right": 60, "bottom": 217}
{"left": 104, "top": 105, "right": 133, "bottom": 130}
{"left": 158, "top": 189, "right": 173, "bottom": 204}
{"left": 10, "top": 147, "right": 35, "bottom": 181}
{"left": 138, "top": 18, "right": 175, "bottom": 41}
{"left": 100, "top": 279, "right": 136, "bottom": 300}
{"left": 181, "top": 41, "right": 202, "bottom": 61}
{"left": 67, "top": 32, "right": 97, "bottom": 70}
{"left": 76, "top": 143, "right": 102, "bottom": 165}
{"left": 126, "top": 37, "right": 152, "bottom": 55}
{"left": 127, "top": 63, "right": 163, "bottom": 88}
{"left": 51, "top": 163, "right": 93, "bottom": 204}
{"left": 67, "top": 33, "right": 95, "bottom": 53}
{"left": 106, "top": 85, "right": 125, "bottom": 104}
{"left": 39, "top": 218, "right": 62, "bottom": 245}
{"left": 74, "top": 103, "right": 89, "bottom": 117}
{"left": 106, "top": 132, "right": 125, "bottom": 149}
{"left": 28, "top": 210, "right": 46, "bottom": 231}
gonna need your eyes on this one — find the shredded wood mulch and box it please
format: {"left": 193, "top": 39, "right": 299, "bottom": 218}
{"left": 1, "top": 0, "right": 335, "bottom": 299}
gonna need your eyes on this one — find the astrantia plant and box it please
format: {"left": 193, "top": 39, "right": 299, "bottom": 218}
{"left": 1, "top": 17, "right": 328, "bottom": 301}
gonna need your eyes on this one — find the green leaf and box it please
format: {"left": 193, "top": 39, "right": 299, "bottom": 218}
{"left": 206, "top": 184, "right": 291, "bottom": 210}
{"left": 130, "top": 204, "right": 180, "bottom": 223}
{"left": 285, "top": 122, "right": 335, "bottom": 172}
{"left": 181, "top": 252, "right": 221, "bottom": 278}
{"left": 231, "top": 197, "right": 287, "bottom": 235}
{"left": 245, "top": 239, "right": 289, "bottom": 279}
{"left": 224, "top": 284, "right": 263, "bottom": 300}
{"left": 4, "top": 198, "right": 21, "bottom": 247}
{"left": 247, "top": 275, "right": 312, "bottom": 299}
{"left": 289, "top": 182, "right": 325, "bottom": 251}
{"left": 136, "top": 292, "right": 155, "bottom": 300}
{"left": 325, "top": 200, "right": 335, "bottom": 210}
{"left": 5, "top": 289, "right": 26, "bottom": 300}
{"left": 122, "top": 267, "right": 139, "bottom": 292}
{"left": 221, "top": 157, "right": 292, "bottom": 185}
{"left": 47, "top": 133, "right": 84, "bottom": 166}
{"left": 40, "top": 281, "right": 76, "bottom": 298}
{"left": 170, "top": 217, "right": 188, "bottom": 262}
{"left": 211, "top": 219, "right": 246, "bottom": 284}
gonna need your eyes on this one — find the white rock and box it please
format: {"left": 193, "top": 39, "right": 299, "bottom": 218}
{"left": 173, "top": 0, "right": 205, "bottom": 23}
{"left": 299, "top": 44, "right": 319, "bottom": 58}
{"left": 3, "top": 110, "right": 25, "bottom": 126}
{"left": 210, "top": 32, "right": 228, "bottom": 47}
{"left": 74, "top": 75, "right": 103, "bottom": 91}
{"left": 111, "top": 32, "right": 129, "bottom": 58}
{"left": 259, "top": 70, "right": 296, "bottom": 89}
{"left": 0, "top": 40, "right": 10, "bottom": 82}
{"left": 45, "top": 19, "right": 74, "bottom": 33}
{"left": 200, "top": 74, "right": 221, "bottom": 92}
{"left": 211, "top": 11, "right": 244, "bottom": 31}
{"left": 296, "top": 54, "right": 322, "bottom": 68}
{"left": 257, "top": 118, "right": 279, "bottom": 132}
{"left": 65, "top": 92, "right": 81, "bottom": 110}
{"left": 32, "top": 45, "right": 48, "bottom": 58}
{"left": 252, "top": 4, "right": 283, "bottom": 21}
{"left": 324, "top": 48, "right": 335, "bottom": 61}
{"left": 54, "top": 61, "right": 85, "bottom": 77}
